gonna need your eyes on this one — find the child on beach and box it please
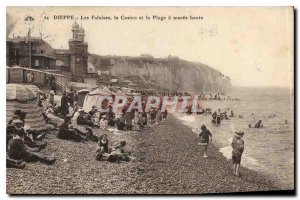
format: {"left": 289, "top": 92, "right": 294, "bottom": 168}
{"left": 198, "top": 125, "right": 212, "bottom": 158}
{"left": 95, "top": 134, "right": 109, "bottom": 161}
{"left": 231, "top": 131, "right": 245, "bottom": 176}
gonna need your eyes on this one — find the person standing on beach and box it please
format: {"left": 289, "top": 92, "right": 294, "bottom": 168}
{"left": 48, "top": 90, "right": 55, "bottom": 107}
{"left": 198, "top": 125, "right": 212, "bottom": 158}
{"left": 231, "top": 131, "right": 245, "bottom": 176}
{"left": 60, "top": 92, "right": 69, "bottom": 117}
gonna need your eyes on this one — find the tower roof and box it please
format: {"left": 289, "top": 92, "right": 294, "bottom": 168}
{"left": 79, "top": 27, "right": 85, "bottom": 33}
{"left": 72, "top": 21, "right": 79, "bottom": 30}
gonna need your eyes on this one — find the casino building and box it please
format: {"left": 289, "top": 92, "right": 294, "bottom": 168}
{"left": 6, "top": 21, "right": 97, "bottom": 82}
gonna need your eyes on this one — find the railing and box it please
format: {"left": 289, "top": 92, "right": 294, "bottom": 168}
{"left": 7, "top": 67, "right": 69, "bottom": 94}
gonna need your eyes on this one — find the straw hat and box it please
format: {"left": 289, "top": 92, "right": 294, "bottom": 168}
{"left": 78, "top": 108, "right": 84, "bottom": 112}
{"left": 24, "top": 125, "right": 31, "bottom": 131}
{"left": 234, "top": 131, "right": 244, "bottom": 138}
{"left": 12, "top": 119, "right": 23, "bottom": 124}
{"left": 49, "top": 90, "right": 55, "bottom": 95}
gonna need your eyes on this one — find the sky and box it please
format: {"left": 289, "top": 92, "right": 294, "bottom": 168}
{"left": 6, "top": 7, "right": 294, "bottom": 88}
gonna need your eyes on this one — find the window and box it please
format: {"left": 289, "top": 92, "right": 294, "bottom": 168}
{"left": 40, "top": 50, "right": 44, "bottom": 54}
{"left": 35, "top": 60, "right": 39, "bottom": 66}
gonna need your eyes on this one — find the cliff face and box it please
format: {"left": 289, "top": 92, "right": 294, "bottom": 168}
{"left": 88, "top": 54, "right": 231, "bottom": 94}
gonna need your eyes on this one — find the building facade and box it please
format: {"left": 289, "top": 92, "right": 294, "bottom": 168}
{"left": 6, "top": 22, "right": 95, "bottom": 82}
{"left": 6, "top": 37, "right": 56, "bottom": 69}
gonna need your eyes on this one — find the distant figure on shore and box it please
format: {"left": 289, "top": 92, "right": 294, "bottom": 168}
{"left": 285, "top": 120, "right": 288, "bottom": 124}
{"left": 198, "top": 125, "right": 212, "bottom": 158}
{"left": 254, "top": 120, "right": 263, "bottom": 128}
{"left": 230, "top": 110, "right": 234, "bottom": 117}
{"left": 231, "top": 131, "right": 244, "bottom": 176}
{"left": 239, "top": 115, "right": 243, "bottom": 119}
{"left": 216, "top": 115, "right": 221, "bottom": 125}
{"left": 224, "top": 112, "right": 230, "bottom": 120}
{"left": 212, "top": 112, "right": 217, "bottom": 124}
{"left": 248, "top": 124, "right": 251, "bottom": 128}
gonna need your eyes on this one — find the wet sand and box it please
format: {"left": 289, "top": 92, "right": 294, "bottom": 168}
{"left": 7, "top": 115, "right": 281, "bottom": 194}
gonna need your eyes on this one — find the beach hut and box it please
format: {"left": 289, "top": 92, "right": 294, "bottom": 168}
{"left": 6, "top": 84, "right": 47, "bottom": 131}
{"left": 9, "top": 66, "right": 24, "bottom": 83}
{"left": 115, "top": 89, "right": 126, "bottom": 97}
{"left": 102, "top": 86, "right": 116, "bottom": 96}
{"left": 24, "top": 84, "right": 44, "bottom": 96}
{"left": 82, "top": 87, "right": 113, "bottom": 112}
{"left": 77, "top": 89, "right": 91, "bottom": 107}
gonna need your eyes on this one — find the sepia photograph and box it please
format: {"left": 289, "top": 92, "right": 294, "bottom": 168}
{"left": 5, "top": 6, "right": 294, "bottom": 195}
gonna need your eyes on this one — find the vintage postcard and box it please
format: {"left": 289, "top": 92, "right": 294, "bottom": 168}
{"left": 6, "top": 7, "right": 294, "bottom": 194}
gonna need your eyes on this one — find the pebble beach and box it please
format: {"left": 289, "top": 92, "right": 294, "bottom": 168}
{"left": 7, "top": 115, "right": 280, "bottom": 194}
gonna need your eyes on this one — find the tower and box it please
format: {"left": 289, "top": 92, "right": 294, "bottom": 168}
{"left": 69, "top": 21, "right": 88, "bottom": 80}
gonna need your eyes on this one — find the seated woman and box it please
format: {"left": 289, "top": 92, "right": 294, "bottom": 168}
{"left": 85, "top": 127, "right": 99, "bottom": 142}
{"left": 77, "top": 109, "right": 95, "bottom": 127}
{"left": 141, "top": 111, "right": 147, "bottom": 126}
{"left": 106, "top": 141, "right": 135, "bottom": 163}
{"left": 95, "top": 134, "right": 109, "bottom": 161}
{"left": 116, "top": 114, "right": 126, "bottom": 131}
{"left": 155, "top": 108, "right": 163, "bottom": 125}
{"left": 7, "top": 110, "right": 22, "bottom": 125}
{"left": 71, "top": 108, "right": 89, "bottom": 134}
{"left": 125, "top": 111, "right": 134, "bottom": 130}
{"left": 53, "top": 103, "right": 61, "bottom": 116}
{"left": 99, "top": 116, "right": 108, "bottom": 129}
{"left": 106, "top": 107, "right": 115, "bottom": 127}
{"left": 86, "top": 106, "right": 99, "bottom": 126}
{"left": 45, "top": 105, "right": 64, "bottom": 127}
{"left": 8, "top": 120, "right": 47, "bottom": 151}
{"left": 57, "top": 116, "right": 85, "bottom": 142}
{"left": 7, "top": 130, "right": 56, "bottom": 165}
{"left": 71, "top": 102, "right": 79, "bottom": 117}
{"left": 150, "top": 108, "right": 157, "bottom": 125}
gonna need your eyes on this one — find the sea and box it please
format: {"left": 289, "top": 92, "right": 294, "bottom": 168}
{"left": 172, "top": 87, "right": 294, "bottom": 190}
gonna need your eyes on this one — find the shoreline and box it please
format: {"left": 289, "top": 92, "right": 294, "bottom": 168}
{"left": 7, "top": 115, "right": 283, "bottom": 194}
{"left": 131, "top": 115, "right": 281, "bottom": 194}
{"left": 172, "top": 109, "right": 294, "bottom": 191}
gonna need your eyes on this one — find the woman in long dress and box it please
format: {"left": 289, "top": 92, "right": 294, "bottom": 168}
{"left": 45, "top": 106, "right": 64, "bottom": 127}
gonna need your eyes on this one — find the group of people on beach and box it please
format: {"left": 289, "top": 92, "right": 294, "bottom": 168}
{"left": 6, "top": 87, "right": 172, "bottom": 168}
{"left": 6, "top": 110, "right": 56, "bottom": 168}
